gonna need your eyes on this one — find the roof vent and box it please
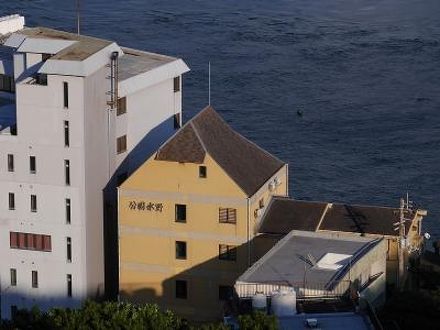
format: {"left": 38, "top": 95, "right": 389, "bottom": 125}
{"left": 0, "top": 14, "right": 25, "bottom": 35}
{"left": 305, "top": 318, "right": 318, "bottom": 328}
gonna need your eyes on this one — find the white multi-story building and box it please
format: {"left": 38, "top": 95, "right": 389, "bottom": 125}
{"left": 0, "top": 15, "right": 189, "bottom": 318}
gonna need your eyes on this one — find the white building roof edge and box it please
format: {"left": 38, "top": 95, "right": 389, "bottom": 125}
{"left": 18, "top": 38, "right": 77, "bottom": 55}
{"left": 38, "top": 42, "right": 123, "bottom": 77}
{"left": 119, "top": 58, "right": 190, "bottom": 97}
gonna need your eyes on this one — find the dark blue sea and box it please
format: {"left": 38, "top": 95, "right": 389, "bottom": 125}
{"left": 2, "top": 0, "right": 439, "bottom": 241}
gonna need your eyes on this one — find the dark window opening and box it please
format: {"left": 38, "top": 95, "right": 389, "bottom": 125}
{"left": 32, "top": 270, "right": 38, "bottom": 288}
{"left": 173, "top": 113, "right": 181, "bottom": 129}
{"left": 42, "top": 53, "right": 51, "bottom": 61}
{"left": 36, "top": 73, "right": 47, "bottom": 86}
{"left": 66, "top": 198, "right": 71, "bottom": 224}
{"left": 30, "top": 195, "right": 37, "bottom": 212}
{"left": 67, "top": 274, "right": 72, "bottom": 297}
{"left": 173, "top": 76, "right": 180, "bottom": 92}
{"left": 63, "top": 82, "right": 69, "bottom": 108}
{"left": 7, "top": 154, "right": 14, "bottom": 172}
{"left": 9, "top": 192, "right": 15, "bottom": 210}
{"left": 64, "top": 160, "right": 70, "bottom": 185}
{"left": 175, "top": 280, "right": 187, "bottom": 299}
{"left": 175, "top": 204, "right": 186, "bottom": 223}
{"left": 10, "top": 268, "right": 17, "bottom": 286}
{"left": 175, "top": 241, "right": 187, "bottom": 260}
{"left": 67, "top": 237, "right": 72, "bottom": 263}
{"left": 64, "top": 121, "right": 70, "bottom": 147}
{"left": 199, "top": 166, "right": 207, "bottom": 178}
{"left": 30, "top": 156, "right": 36, "bottom": 174}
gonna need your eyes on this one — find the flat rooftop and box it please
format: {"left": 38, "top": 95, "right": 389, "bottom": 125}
{"left": 18, "top": 27, "right": 112, "bottom": 61}
{"left": 237, "top": 231, "right": 381, "bottom": 290}
{"left": 278, "top": 312, "right": 373, "bottom": 330}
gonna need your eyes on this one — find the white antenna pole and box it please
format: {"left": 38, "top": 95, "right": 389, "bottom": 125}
{"left": 406, "top": 191, "right": 409, "bottom": 210}
{"left": 208, "top": 61, "right": 211, "bottom": 106}
{"left": 76, "top": 0, "right": 80, "bottom": 35}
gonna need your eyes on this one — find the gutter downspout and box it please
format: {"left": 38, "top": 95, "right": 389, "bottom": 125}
{"left": 247, "top": 197, "right": 251, "bottom": 267}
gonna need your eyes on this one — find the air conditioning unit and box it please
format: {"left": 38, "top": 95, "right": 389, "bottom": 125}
{"left": 305, "top": 318, "right": 318, "bottom": 328}
{"left": 254, "top": 208, "right": 264, "bottom": 218}
{"left": 274, "top": 177, "right": 282, "bottom": 186}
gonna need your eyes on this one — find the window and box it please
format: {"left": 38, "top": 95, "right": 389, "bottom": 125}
{"left": 64, "top": 121, "right": 70, "bottom": 147}
{"left": 63, "top": 82, "right": 69, "bottom": 108}
{"left": 173, "top": 113, "right": 180, "bottom": 129}
{"left": 67, "top": 237, "right": 72, "bottom": 262}
{"left": 32, "top": 270, "right": 38, "bottom": 288}
{"left": 219, "top": 244, "right": 237, "bottom": 261}
{"left": 117, "top": 97, "right": 126, "bottom": 116}
{"left": 10, "top": 268, "right": 17, "bottom": 286}
{"left": 30, "top": 195, "right": 37, "bottom": 212}
{"left": 30, "top": 156, "right": 36, "bottom": 174}
{"left": 199, "top": 166, "right": 207, "bottom": 178}
{"left": 175, "top": 241, "right": 187, "bottom": 260}
{"left": 7, "top": 154, "right": 14, "bottom": 172}
{"left": 175, "top": 280, "right": 187, "bottom": 299}
{"left": 67, "top": 274, "right": 72, "bottom": 297}
{"left": 175, "top": 204, "right": 186, "bottom": 223}
{"left": 259, "top": 198, "right": 265, "bottom": 209}
{"left": 173, "top": 76, "right": 180, "bottom": 92}
{"left": 66, "top": 198, "right": 71, "bottom": 224}
{"left": 8, "top": 192, "right": 15, "bottom": 210}
{"left": 35, "top": 73, "right": 47, "bottom": 85}
{"left": 64, "top": 160, "right": 70, "bottom": 185}
{"left": 219, "top": 208, "right": 237, "bottom": 224}
{"left": 219, "top": 285, "right": 234, "bottom": 301}
{"left": 10, "top": 232, "right": 52, "bottom": 252}
{"left": 117, "top": 135, "right": 127, "bottom": 154}
{"left": 0, "top": 74, "right": 14, "bottom": 93}
{"left": 10, "top": 306, "right": 18, "bottom": 319}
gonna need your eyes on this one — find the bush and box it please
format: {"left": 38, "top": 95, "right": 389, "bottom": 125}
{"left": 238, "top": 311, "right": 278, "bottom": 330}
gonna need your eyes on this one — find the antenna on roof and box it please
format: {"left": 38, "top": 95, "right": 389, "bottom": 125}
{"left": 208, "top": 61, "right": 211, "bottom": 106}
{"left": 76, "top": 0, "right": 81, "bottom": 35}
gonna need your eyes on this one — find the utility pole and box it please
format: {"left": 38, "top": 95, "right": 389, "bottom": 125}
{"left": 398, "top": 197, "right": 405, "bottom": 289}
{"left": 76, "top": 0, "right": 80, "bottom": 35}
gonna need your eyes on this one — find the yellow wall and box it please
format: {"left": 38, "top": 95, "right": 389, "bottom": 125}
{"left": 119, "top": 154, "right": 287, "bottom": 320}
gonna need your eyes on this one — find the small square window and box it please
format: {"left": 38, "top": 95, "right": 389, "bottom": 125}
{"left": 117, "top": 135, "right": 127, "bottom": 154}
{"left": 117, "top": 97, "right": 127, "bottom": 116}
{"left": 30, "top": 195, "right": 37, "bottom": 213}
{"left": 175, "top": 241, "right": 187, "bottom": 260}
{"left": 219, "top": 285, "right": 234, "bottom": 301}
{"left": 175, "top": 204, "right": 186, "bottom": 223}
{"left": 175, "top": 280, "right": 187, "bottom": 299}
{"left": 67, "top": 274, "right": 72, "bottom": 297}
{"left": 199, "top": 166, "right": 207, "bottom": 178}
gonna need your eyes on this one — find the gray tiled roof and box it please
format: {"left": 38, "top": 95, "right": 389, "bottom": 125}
{"left": 238, "top": 231, "right": 381, "bottom": 289}
{"left": 155, "top": 106, "right": 285, "bottom": 196}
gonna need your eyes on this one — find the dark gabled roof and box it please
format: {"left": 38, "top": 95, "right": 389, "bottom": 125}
{"left": 258, "top": 197, "right": 327, "bottom": 234}
{"left": 320, "top": 203, "right": 415, "bottom": 236}
{"left": 258, "top": 197, "right": 416, "bottom": 237}
{"left": 155, "top": 106, "right": 285, "bottom": 196}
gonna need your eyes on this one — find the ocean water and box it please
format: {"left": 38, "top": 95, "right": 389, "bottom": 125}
{"left": 2, "top": 0, "right": 439, "bottom": 240}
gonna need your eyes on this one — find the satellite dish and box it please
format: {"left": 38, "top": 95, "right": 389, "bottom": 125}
{"left": 424, "top": 232, "right": 431, "bottom": 240}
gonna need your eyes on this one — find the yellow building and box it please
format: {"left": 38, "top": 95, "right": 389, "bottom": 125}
{"left": 118, "top": 106, "right": 288, "bottom": 321}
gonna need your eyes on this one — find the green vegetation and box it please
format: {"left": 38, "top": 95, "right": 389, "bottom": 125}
{"left": 378, "top": 289, "right": 440, "bottom": 330}
{"left": 0, "top": 301, "right": 278, "bottom": 330}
